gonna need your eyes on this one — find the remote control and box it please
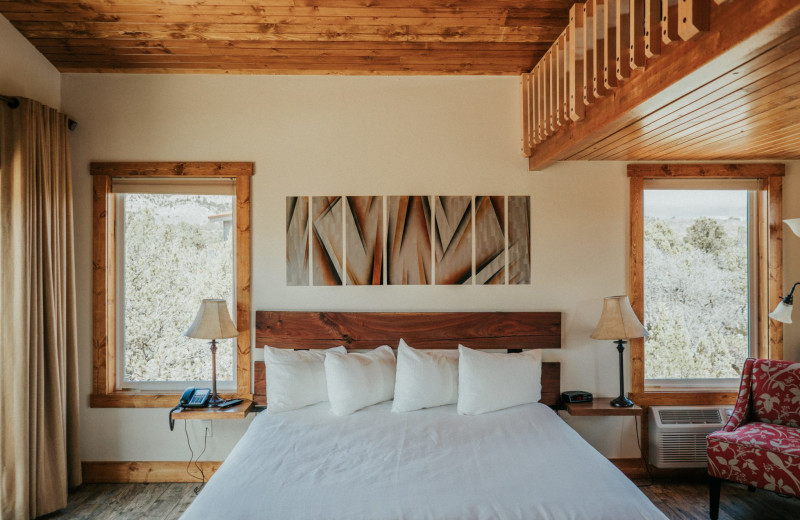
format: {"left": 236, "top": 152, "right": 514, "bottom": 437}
{"left": 218, "top": 399, "right": 243, "bottom": 408}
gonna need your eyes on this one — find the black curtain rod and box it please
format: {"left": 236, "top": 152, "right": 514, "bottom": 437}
{"left": 1, "top": 94, "right": 78, "bottom": 131}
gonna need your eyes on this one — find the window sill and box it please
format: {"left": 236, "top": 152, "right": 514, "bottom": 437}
{"left": 90, "top": 391, "right": 253, "bottom": 408}
{"left": 629, "top": 390, "right": 739, "bottom": 407}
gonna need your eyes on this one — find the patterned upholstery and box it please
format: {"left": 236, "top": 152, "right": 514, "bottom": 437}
{"left": 707, "top": 358, "right": 800, "bottom": 519}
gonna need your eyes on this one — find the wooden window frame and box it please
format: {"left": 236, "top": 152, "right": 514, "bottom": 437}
{"left": 628, "top": 163, "right": 784, "bottom": 407}
{"left": 90, "top": 162, "right": 253, "bottom": 408}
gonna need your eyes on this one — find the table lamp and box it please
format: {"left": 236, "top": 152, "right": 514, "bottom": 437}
{"left": 591, "top": 295, "right": 649, "bottom": 408}
{"left": 785, "top": 218, "right": 800, "bottom": 238}
{"left": 185, "top": 299, "right": 239, "bottom": 407}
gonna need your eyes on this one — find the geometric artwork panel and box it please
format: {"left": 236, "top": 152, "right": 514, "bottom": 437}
{"left": 345, "top": 196, "right": 383, "bottom": 285}
{"left": 434, "top": 196, "right": 473, "bottom": 285}
{"left": 312, "top": 196, "right": 344, "bottom": 286}
{"left": 475, "top": 196, "right": 506, "bottom": 285}
{"left": 287, "top": 195, "right": 530, "bottom": 286}
{"left": 508, "top": 195, "right": 531, "bottom": 285}
{"left": 387, "top": 196, "right": 432, "bottom": 285}
{"left": 286, "top": 196, "right": 309, "bottom": 286}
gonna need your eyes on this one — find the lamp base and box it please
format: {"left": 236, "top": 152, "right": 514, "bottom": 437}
{"left": 610, "top": 395, "right": 635, "bottom": 408}
{"left": 208, "top": 394, "right": 225, "bottom": 407}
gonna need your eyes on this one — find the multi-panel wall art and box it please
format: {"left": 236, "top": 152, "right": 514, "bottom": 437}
{"left": 286, "top": 195, "right": 530, "bottom": 286}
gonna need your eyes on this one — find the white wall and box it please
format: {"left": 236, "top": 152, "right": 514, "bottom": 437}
{"left": 0, "top": 14, "right": 60, "bottom": 109}
{"left": 61, "top": 73, "right": 800, "bottom": 463}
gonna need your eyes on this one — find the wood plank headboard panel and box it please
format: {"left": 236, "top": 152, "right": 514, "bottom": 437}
{"left": 255, "top": 311, "right": 561, "bottom": 350}
{"left": 254, "top": 311, "right": 562, "bottom": 407}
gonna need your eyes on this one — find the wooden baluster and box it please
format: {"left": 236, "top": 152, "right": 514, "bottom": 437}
{"left": 569, "top": 4, "right": 586, "bottom": 121}
{"left": 530, "top": 70, "right": 540, "bottom": 146}
{"left": 583, "top": 2, "right": 596, "bottom": 105}
{"left": 553, "top": 40, "right": 563, "bottom": 128}
{"left": 661, "top": 0, "right": 679, "bottom": 44}
{"left": 629, "top": 0, "right": 646, "bottom": 69}
{"left": 548, "top": 46, "right": 557, "bottom": 132}
{"left": 533, "top": 64, "right": 540, "bottom": 140}
{"left": 645, "top": 0, "right": 661, "bottom": 58}
{"left": 616, "top": 0, "right": 632, "bottom": 80}
{"left": 592, "top": 0, "right": 609, "bottom": 97}
{"left": 521, "top": 73, "right": 532, "bottom": 155}
{"left": 558, "top": 31, "right": 569, "bottom": 124}
{"left": 540, "top": 63, "right": 550, "bottom": 138}
{"left": 542, "top": 58, "right": 551, "bottom": 136}
{"left": 679, "top": 0, "right": 710, "bottom": 40}
{"left": 604, "top": 0, "right": 619, "bottom": 89}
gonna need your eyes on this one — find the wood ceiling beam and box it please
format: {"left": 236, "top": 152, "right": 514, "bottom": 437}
{"left": 527, "top": 0, "right": 800, "bottom": 170}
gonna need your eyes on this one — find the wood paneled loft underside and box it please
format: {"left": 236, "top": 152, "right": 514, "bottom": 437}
{"left": 0, "top": 0, "right": 576, "bottom": 75}
{"left": 523, "top": 0, "right": 800, "bottom": 169}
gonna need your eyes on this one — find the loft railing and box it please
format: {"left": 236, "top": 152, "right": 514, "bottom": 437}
{"left": 521, "top": 0, "right": 728, "bottom": 157}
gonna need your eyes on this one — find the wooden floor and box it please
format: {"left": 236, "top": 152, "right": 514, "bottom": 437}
{"left": 38, "top": 482, "right": 198, "bottom": 520}
{"left": 639, "top": 479, "right": 800, "bottom": 520}
{"left": 38, "top": 479, "right": 800, "bottom": 519}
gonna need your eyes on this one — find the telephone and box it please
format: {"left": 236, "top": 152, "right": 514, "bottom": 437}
{"left": 179, "top": 387, "right": 211, "bottom": 408}
{"left": 169, "top": 387, "right": 211, "bottom": 431}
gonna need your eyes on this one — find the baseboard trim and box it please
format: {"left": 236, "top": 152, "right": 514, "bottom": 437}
{"left": 85, "top": 458, "right": 706, "bottom": 484}
{"left": 82, "top": 461, "right": 222, "bottom": 483}
{"left": 610, "top": 458, "right": 708, "bottom": 480}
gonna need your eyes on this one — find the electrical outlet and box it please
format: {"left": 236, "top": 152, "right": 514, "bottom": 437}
{"left": 201, "top": 419, "right": 213, "bottom": 438}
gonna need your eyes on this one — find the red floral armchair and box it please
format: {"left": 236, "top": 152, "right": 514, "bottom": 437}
{"left": 707, "top": 358, "right": 800, "bottom": 519}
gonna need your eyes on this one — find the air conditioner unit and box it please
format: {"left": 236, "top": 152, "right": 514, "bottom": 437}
{"left": 649, "top": 406, "right": 732, "bottom": 468}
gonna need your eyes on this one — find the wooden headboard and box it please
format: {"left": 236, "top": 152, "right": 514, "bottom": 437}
{"left": 254, "top": 311, "right": 562, "bottom": 407}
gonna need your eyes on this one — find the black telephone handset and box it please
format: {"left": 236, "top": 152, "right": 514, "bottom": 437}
{"left": 180, "top": 387, "right": 211, "bottom": 408}
{"left": 169, "top": 387, "right": 212, "bottom": 431}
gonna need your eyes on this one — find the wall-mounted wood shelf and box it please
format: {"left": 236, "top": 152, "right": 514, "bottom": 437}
{"left": 172, "top": 400, "right": 254, "bottom": 420}
{"left": 564, "top": 397, "right": 643, "bottom": 417}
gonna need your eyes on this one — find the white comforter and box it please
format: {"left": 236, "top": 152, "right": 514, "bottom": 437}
{"left": 181, "top": 402, "right": 667, "bottom": 520}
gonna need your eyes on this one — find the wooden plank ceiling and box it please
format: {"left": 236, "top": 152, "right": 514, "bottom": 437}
{"left": 522, "top": 0, "right": 800, "bottom": 168}
{"left": 0, "top": 0, "right": 577, "bottom": 74}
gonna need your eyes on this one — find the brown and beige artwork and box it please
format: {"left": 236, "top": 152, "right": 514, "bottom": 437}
{"left": 387, "top": 196, "right": 432, "bottom": 285}
{"left": 475, "top": 196, "right": 506, "bottom": 285}
{"left": 286, "top": 196, "right": 309, "bottom": 286}
{"left": 287, "top": 195, "right": 530, "bottom": 286}
{"left": 312, "top": 196, "right": 344, "bottom": 286}
{"left": 434, "top": 196, "right": 473, "bottom": 285}
{"left": 508, "top": 196, "right": 531, "bottom": 284}
{"left": 345, "top": 196, "right": 384, "bottom": 285}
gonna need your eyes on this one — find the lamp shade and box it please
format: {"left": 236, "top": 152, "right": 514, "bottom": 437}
{"left": 185, "top": 299, "right": 239, "bottom": 340}
{"left": 591, "top": 295, "right": 650, "bottom": 340}
{"left": 769, "top": 301, "right": 793, "bottom": 324}
{"left": 785, "top": 219, "right": 800, "bottom": 238}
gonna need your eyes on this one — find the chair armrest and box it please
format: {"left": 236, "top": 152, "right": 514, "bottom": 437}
{"left": 724, "top": 357, "right": 755, "bottom": 432}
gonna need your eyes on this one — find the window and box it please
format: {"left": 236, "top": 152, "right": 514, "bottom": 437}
{"left": 117, "top": 188, "right": 235, "bottom": 390}
{"left": 91, "top": 163, "right": 253, "bottom": 407}
{"left": 629, "top": 164, "right": 784, "bottom": 405}
{"left": 643, "top": 183, "right": 756, "bottom": 387}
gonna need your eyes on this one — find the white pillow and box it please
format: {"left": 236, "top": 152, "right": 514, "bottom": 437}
{"left": 392, "top": 339, "right": 459, "bottom": 413}
{"left": 263, "top": 345, "right": 346, "bottom": 413}
{"left": 457, "top": 345, "right": 542, "bottom": 415}
{"left": 325, "top": 345, "right": 396, "bottom": 416}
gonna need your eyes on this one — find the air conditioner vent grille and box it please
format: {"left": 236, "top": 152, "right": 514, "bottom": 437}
{"left": 658, "top": 409, "right": 722, "bottom": 424}
{"left": 656, "top": 433, "right": 709, "bottom": 463}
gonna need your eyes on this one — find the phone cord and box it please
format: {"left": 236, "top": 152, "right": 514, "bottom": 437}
{"left": 169, "top": 405, "right": 183, "bottom": 431}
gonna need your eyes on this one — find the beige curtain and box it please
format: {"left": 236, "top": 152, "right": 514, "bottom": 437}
{"left": 0, "top": 98, "right": 81, "bottom": 519}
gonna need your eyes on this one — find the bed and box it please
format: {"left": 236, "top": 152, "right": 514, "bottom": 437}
{"left": 180, "top": 312, "right": 667, "bottom": 520}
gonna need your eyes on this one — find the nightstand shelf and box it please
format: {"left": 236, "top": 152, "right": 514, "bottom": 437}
{"left": 172, "top": 400, "right": 254, "bottom": 420}
{"left": 564, "top": 397, "right": 643, "bottom": 417}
